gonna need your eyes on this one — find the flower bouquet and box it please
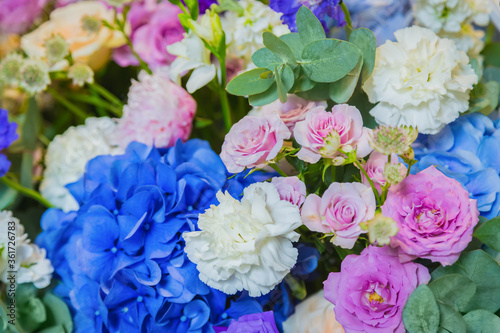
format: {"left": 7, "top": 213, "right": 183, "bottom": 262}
{"left": 1, "top": 0, "right": 500, "bottom": 332}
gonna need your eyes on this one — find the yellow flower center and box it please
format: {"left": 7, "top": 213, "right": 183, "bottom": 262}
{"left": 369, "top": 292, "right": 384, "bottom": 304}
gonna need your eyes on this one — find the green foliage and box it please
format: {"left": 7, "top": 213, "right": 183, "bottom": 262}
{"left": 474, "top": 216, "right": 500, "bottom": 252}
{"left": 428, "top": 274, "right": 476, "bottom": 312}
{"left": 482, "top": 43, "right": 500, "bottom": 68}
{"left": 403, "top": 284, "right": 440, "bottom": 333}
{"left": 463, "top": 310, "right": 500, "bottom": 333}
{"left": 226, "top": 6, "right": 376, "bottom": 106}
{"left": 437, "top": 303, "right": 467, "bottom": 333}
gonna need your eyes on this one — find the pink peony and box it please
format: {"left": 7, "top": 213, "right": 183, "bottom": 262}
{"left": 324, "top": 246, "right": 430, "bottom": 333}
{"left": 113, "top": 67, "right": 196, "bottom": 149}
{"left": 293, "top": 104, "right": 363, "bottom": 163}
{"left": 220, "top": 114, "right": 291, "bottom": 173}
{"left": 271, "top": 176, "right": 307, "bottom": 208}
{"left": 113, "top": 0, "right": 184, "bottom": 69}
{"left": 382, "top": 166, "right": 480, "bottom": 266}
{"left": 361, "top": 152, "right": 407, "bottom": 193}
{"left": 301, "top": 182, "right": 376, "bottom": 249}
{"left": 0, "top": 0, "right": 48, "bottom": 34}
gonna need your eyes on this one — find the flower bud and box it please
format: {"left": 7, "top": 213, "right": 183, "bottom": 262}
{"left": 0, "top": 53, "right": 24, "bottom": 86}
{"left": 360, "top": 213, "right": 398, "bottom": 246}
{"left": 370, "top": 125, "right": 418, "bottom": 155}
{"left": 319, "top": 131, "right": 341, "bottom": 158}
{"left": 188, "top": 9, "right": 224, "bottom": 50}
{"left": 383, "top": 162, "right": 405, "bottom": 185}
{"left": 19, "top": 59, "right": 50, "bottom": 95}
{"left": 44, "top": 35, "right": 69, "bottom": 64}
{"left": 68, "top": 63, "right": 94, "bottom": 87}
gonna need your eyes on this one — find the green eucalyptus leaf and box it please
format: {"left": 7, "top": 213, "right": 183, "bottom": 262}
{"left": 474, "top": 216, "right": 500, "bottom": 252}
{"left": 403, "top": 284, "right": 440, "bottom": 333}
{"left": 249, "top": 84, "right": 279, "bottom": 106}
{"left": 226, "top": 68, "right": 274, "bottom": 96}
{"left": 40, "top": 293, "right": 73, "bottom": 333}
{"left": 437, "top": 302, "right": 466, "bottom": 333}
{"left": 301, "top": 39, "right": 361, "bottom": 83}
{"left": 184, "top": 0, "right": 199, "bottom": 20}
{"left": 463, "top": 310, "right": 500, "bottom": 333}
{"left": 263, "top": 32, "right": 296, "bottom": 65}
{"left": 19, "top": 297, "right": 46, "bottom": 331}
{"left": 296, "top": 83, "right": 330, "bottom": 100}
{"left": 252, "top": 48, "right": 282, "bottom": 68}
{"left": 291, "top": 73, "right": 317, "bottom": 93}
{"left": 275, "top": 65, "right": 295, "bottom": 103}
{"left": 296, "top": 6, "right": 326, "bottom": 44}
{"left": 432, "top": 250, "right": 500, "bottom": 313}
{"left": 329, "top": 57, "right": 363, "bottom": 103}
{"left": 0, "top": 184, "right": 18, "bottom": 210}
{"left": 39, "top": 325, "right": 68, "bottom": 333}
{"left": 483, "top": 66, "right": 500, "bottom": 86}
{"left": 482, "top": 43, "right": 500, "bottom": 68}
{"left": 280, "top": 33, "right": 305, "bottom": 60}
{"left": 428, "top": 274, "right": 476, "bottom": 312}
{"left": 349, "top": 28, "right": 376, "bottom": 82}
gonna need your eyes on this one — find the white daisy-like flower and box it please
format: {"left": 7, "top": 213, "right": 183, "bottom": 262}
{"left": 19, "top": 59, "right": 51, "bottom": 95}
{"left": 183, "top": 182, "right": 302, "bottom": 297}
{"left": 362, "top": 26, "right": 478, "bottom": 134}
{"left": 40, "top": 117, "right": 123, "bottom": 212}
{"left": 0, "top": 211, "right": 54, "bottom": 289}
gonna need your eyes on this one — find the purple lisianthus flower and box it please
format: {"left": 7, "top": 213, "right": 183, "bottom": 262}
{"left": 0, "top": 0, "right": 48, "bottom": 35}
{"left": 0, "top": 109, "right": 19, "bottom": 177}
{"left": 270, "top": 0, "right": 345, "bottom": 33}
{"left": 113, "top": 0, "right": 185, "bottom": 69}
{"left": 214, "top": 311, "right": 279, "bottom": 332}
{"left": 324, "top": 246, "right": 430, "bottom": 333}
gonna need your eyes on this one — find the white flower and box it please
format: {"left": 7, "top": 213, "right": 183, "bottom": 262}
{"left": 41, "top": 117, "right": 123, "bottom": 212}
{"left": 167, "top": 33, "right": 217, "bottom": 93}
{"left": 0, "top": 211, "right": 54, "bottom": 289}
{"left": 221, "top": 0, "right": 290, "bottom": 70}
{"left": 362, "top": 26, "right": 478, "bottom": 134}
{"left": 440, "top": 23, "right": 485, "bottom": 59}
{"left": 183, "top": 182, "right": 302, "bottom": 297}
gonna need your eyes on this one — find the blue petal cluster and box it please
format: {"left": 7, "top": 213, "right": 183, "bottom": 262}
{"left": 0, "top": 108, "right": 18, "bottom": 177}
{"left": 413, "top": 113, "right": 500, "bottom": 219}
{"left": 270, "top": 0, "right": 345, "bottom": 33}
{"left": 36, "top": 139, "right": 269, "bottom": 333}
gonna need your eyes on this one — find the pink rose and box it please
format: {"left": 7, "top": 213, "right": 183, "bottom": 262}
{"left": 271, "top": 176, "right": 307, "bottom": 208}
{"left": 382, "top": 166, "right": 480, "bottom": 266}
{"left": 113, "top": 0, "right": 184, "bottom": 69}
{"left": 293, "top": 104, "right": 363, "bottom": 163}
{"left": 361, "top": 152, "right": 407, "bottom": 193}
{"left": 356, "top": 127, "right": 374, "bottom": 159}
{"left": 301, "top": 182, "right": 376, "bottom": 249}
{"left": 0, "top": 0, "right": 48, "bottom": 35}
{"left": 220, "top": 114, "right": 291, "bottom": 173}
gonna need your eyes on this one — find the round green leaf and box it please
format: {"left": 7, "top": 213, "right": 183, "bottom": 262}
{"left": 437, "top": 302, "right": 466, "bottom": 333}
{"left": 276, "top": 65, "right": 295, "bottom": 103}
{"left": 252, "top": 48, "right": 282, "bottom": 68}
{"left": 403, "top": 284, "right": 440, "bottom": 333}
{"left": 464, "top": 310, "right": 500, "bottom": 333}
{"left": 263, "top": 32, "right": 296, "bottom": 65}
{"left": 329, "top": 57, "right": 363, "bottom": 103}
{"left": 296, "top": 6, "right": 326, "bottom": 44}
{"left": 249, "top": 84, "right": 278, "bottom": 106}
{"left": 280, "top": 33, "right": 305, "bottom": 61}
{"left": 349, "top": 28, "right": 376, "bottom": 83}
{"left": 41, "top": 293, "right": 73, "bottom": 333}
{"left": 474, "top": 216, "right": 500, "bottom": 252}
{"left": 300, "top": 39, "right": 361, "bottom": 83}
{"left": 428, "top": 274, "right": 476, "bottom": 312}
{"left": 226, "top": 68, "right": 274, "bottom": 96}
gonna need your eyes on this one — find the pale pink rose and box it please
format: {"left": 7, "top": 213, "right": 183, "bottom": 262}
{"left": 293, "top": 104, "right": 363, "bottom": 163}
{"left": 271, "top": 176, "right": 307, "bottom": 208}
{"left": 301, "top": 182, "right": 376, "bottom": 249}
{"left": 282, "top": 290, "right": 345, "bottom": 333}
{"left": 356, "top": 127, "right": 373, "bottom": 158}
{"left": 252, "top": 96, "right": 328, "bottom": 132}
{"left": 361, "top": 152, "right": 407, "bottom": 193}
{"left": 220, "top": 114, "right": 291, "bottom": 173}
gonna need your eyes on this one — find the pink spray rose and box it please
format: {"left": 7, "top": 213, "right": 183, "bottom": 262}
{"left": 361, "top": 152, "right": 407, "bottom": 193}
{"left": 324, "top": 246, "right": 430, "bottom": 333}
{"left": 113, "top": 0, "right": 184, "bottom": 69}
{"left": 356, "top": 127, "right": 374, "bottom": 159}
{"left": 293, "top": 104, "right": 363, "bottom": 163}
{"left": 0, "top": 0, "right": 48, "bottom": 34}
{"left": 301, "top": 182, "right": 376, "bottom": 249}
{"left": 251, "top": 96, "right": 328, "bottom": 132}
{"left": 382, "top": 166, "right": 480, "bottom": 266}
{"left": 112, "top": 67, "right": 196, "bottom": 149}
{"left": 271, "top": 176, "right": 307, "bottom": 208}
{"left": 220, "top": 114, "right": 291, "bottom": 173}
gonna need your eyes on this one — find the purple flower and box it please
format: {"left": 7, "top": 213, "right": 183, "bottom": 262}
{"left": 214, "top": 311, "right": 280, "bottom": 332}
{"left": 324, "top": 246, "right": 430, "bottom": 333}
{"left": 0, "top": 109, "right": 18, "bottom": 177}
{"left": 382, "top": 166, "right": 479, "bottom": 266}
{"left": 270, "top": 0, "right": 345, "bottom": 33}
{"left": 0, "top": 0, "right": 48, "bottom": 34}
{"left": 199, "top": 0, "right": 217, "bottom": 12}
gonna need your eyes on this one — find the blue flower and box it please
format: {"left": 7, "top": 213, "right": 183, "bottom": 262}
{"left": 0, "top": 108, "right": 18, "bottom": 177}
{"left": 413, "top": 113, "right": 500, "bottom": 219}
{"left": 270, "top": 0, "right": 345, "bottom": 33}
{"left": 37, "top": 139, "right": 268, "bottom": 333}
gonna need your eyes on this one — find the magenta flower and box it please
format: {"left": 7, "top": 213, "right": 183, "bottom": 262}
{"left": 301, "top": 182, "right": 376, "bottom": 249}
{"left": 0, "top": 0, "right": 48, "bottom": 34}
{"left": 324, "top": 246, "right": 430, "bottom": 333}
{"left": 382, "top": 166, "right": 479, "bottom": 266}
{"left": 271, "top": 176, "right": 307, "bottom": 208}
{"left": 214, "top": 311, "right": 279, "bottom": 333}
{"left": 220, "top": 114, "right": 291, "bottom": 173}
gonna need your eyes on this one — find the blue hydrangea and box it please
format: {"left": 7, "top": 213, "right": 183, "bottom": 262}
{"left": 270, "top": 0, "right": 345, "bottom": 33}
{"left": 413, "top": 113, "right": 500, "bottom": 219}
{"left": 37, "top": 139, "right": 270, "bottom": 333}
{"left": 0, "top": 108, "right": 18, "bottom": 177}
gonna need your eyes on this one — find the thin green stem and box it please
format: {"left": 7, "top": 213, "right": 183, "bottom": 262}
{"left": 88, "top": 82, "right": 124, "bottom": 109}
{"left": 47, "top": 87, "right": 90, "bottom": 120}
{"left": 330, "top": 165, "right": 336, "bottom": 182}
{"left": 486, "top": 22, "right": 495, "bottom": 45}
{"left": 270, "top": 163, "right": 288, "bottom": 177}
{"left": 341, "top": 2, "right": 352, "bottom": 28}
{"left": 68, "top": 92, "right": 122, "bottom": 117}
{"left": 218, "top": 56, "right": 233, "bottom": 133}
{"left": 0, "top": 177, "right": 54, "bottom": 208}
{"left": 354, "top": 160, "right": 381, "bottom": 205}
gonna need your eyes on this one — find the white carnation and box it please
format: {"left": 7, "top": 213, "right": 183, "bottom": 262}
{"left": 41, "top": 117, "right": 123, "bottom": 212}
{"left": 183, "top": 182, "right": 302, "bottom": 297}
{"left": 0, "top": 211, "right": 54, "bottom": 289}
{"left": 362, "top": 26, "right": 478, "bottom": 134}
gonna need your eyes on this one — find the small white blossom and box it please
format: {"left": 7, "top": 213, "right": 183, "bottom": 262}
{"left": 19, "top": 59, "right": 51, "bottom": 95}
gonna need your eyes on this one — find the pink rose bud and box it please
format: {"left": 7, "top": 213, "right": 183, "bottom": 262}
{"left": 301, "top": 182, "right": 376, "bottom": 249}
{"left": 361, "top": 152, "right": 407, "bottom": 193}
{"left": 220, "top": 114, "right": 291, "bottom": 173}
{"left": 293, "top": 104, "right": 363, "bottom": 163}
{"left": 271, "top": 176, "right": 307, "bottom": 208}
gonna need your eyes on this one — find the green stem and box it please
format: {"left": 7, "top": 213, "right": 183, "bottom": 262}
{"left": 68, "top": 92, "right": 122, "bottom": 117}
{"left": 354, "top": 160, "right": 381, "bottom": 205}
{"left": 0, "top": 177, "right": 54, "bottom": 208}
{"left": 46, "top": 87, "right": 90, "bottom": 120}
{"left": 270, "top": 163, "right": 288, "bottom": 177}
{"left": 340, "top": 2, "right": 352, "bottom": 28}
{"left": 330, "top": 165, "right": 336, "bottom": 182}
{"left": 88, "top": 82, "right": 124, "bottom": 109}
{"left": 486, "top": 22, "right": 495, "bottom": 45}
{"left": 218, "top": 56, "right": 233, "bottom": 133}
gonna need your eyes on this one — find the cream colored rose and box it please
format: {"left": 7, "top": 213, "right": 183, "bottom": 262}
{"left": 21, "top": 1, "right": 125, "bottom": 70}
